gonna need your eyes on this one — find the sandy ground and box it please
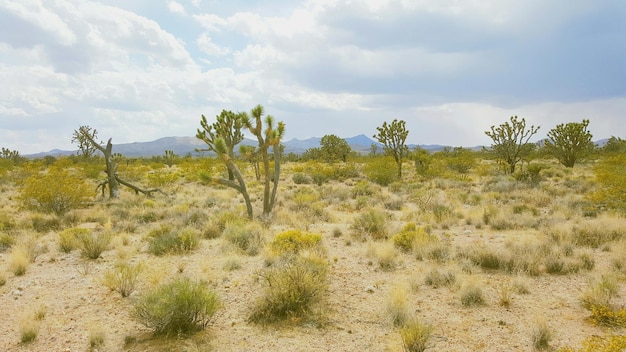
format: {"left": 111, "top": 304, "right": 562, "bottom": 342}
{"left": 0, "top": 176, "right": 619, "bottom": 352}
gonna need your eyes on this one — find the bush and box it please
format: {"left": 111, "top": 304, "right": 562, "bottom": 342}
{"left": 269, "top": 230, "right": 323, "bottom": 256}
{"left": 19, "top": 167, "right": 92, "bottom": 215}
{"left": 0, "top": 232, "right": 15, "bottom": 251}
{"left": 557, "top": 334, "right": 626, "bottom": 352}
{"left": 531, "top": 321, "right": 552, "bottom": 350}
{"left": 147, "top": 226, "right": 199, "bottom": 256}
{"left": 292, "top": 173, "right": 312, "bottom": 184}
{"left": 351, "top": 209, "right": 389, "bottom": 240}
{"left": 589, "top": 154, "right": 626, "bottom": 212}
{"left": 58, "top": 227, "right": 90, "bottom": 253}
{"left": 102, "top": 261, "right": 143, "bottom": 297}
{"left": 222, "top": 222, "right": 263, "bottom": 256}
{"left": 392, "top": 223, "right": 433, "bottom": 252}
{"left": 460, "top": 283, "right": 485, "bottom": 306}
{"left": 363, "top": 157, "right": 398, "bottom": 186}
{"left": 249, "top": 255, "right": 328, "bottom": 324}
{"left": 78, "top": 231, "right": 112, "bottom": 259}
{"left": 134, "top": 277, "right": 219, "bottom": 335}
{"left": 424, "top": 269, "right": 456, "bottom": 288}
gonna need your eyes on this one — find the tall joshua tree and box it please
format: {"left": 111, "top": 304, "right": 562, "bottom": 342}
{"left": 485, "top": 116, "right": 540, "bottom": 174}
{"left": 197, "top": 113, "right": 253, "bottom": 218}
{"left": 242, "top": 105, "right": 285, "bottom": 218}
{"left": 374, "top": 119, "right": 409, "bottom": 177}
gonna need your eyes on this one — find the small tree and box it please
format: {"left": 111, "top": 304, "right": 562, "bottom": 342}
{"left": 197, "top": 110, "right": 245, "bottom": 181}
{"left": 601, "top": 136, "right": 626, "bottom": 154}
{"left": 485, "top": 116, "right": 540, "bottom": 174}
{"left": 1, "top": 147, "right": 23, "bottom": 164}
{"left": 239, "top": 145, "right": 261, "bottom": 181}
{"left": 242, "top": 105, "right": 285, "bottom": 218}
{"left": 320, "top": 134, "right": 351, "bottom": 163}
{"left": 544, "top": 119, "right": 595, "bottom": 168}
{"left": 373, "top": 119, "right": 409, "bottom": 177}
{"left": 71, "top": 125, "right": 99, "bottom": 159}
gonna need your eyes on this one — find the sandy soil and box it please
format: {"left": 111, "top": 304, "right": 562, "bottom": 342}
{"left": 0, "top": 176, "right": 619, "bottom": 352}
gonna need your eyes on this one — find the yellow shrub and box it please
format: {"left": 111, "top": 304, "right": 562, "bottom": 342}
{"left": 270, "top": 230, "right": 323, "bottom": 256}
{"left": 392, "top": 223, "right": 436, "bottom": 252}
{"left": 19, "top": 167, "right": 92, "bottom": 215}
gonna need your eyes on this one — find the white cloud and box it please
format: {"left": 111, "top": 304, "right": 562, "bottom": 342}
{"left": 196, "top": 33, "right": 230, "bottom": 56}
{"left": 167, "top": 1, "right": 185, "bottom": 15}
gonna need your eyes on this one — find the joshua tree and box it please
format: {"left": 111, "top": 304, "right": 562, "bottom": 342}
{"left": 73, "top": 126, "right": 164, "bottom": 199}
{"left": 485, "top": 116, "right": 540, "bottom": 174}
{"left": 242, "top": 105, "right": 285, "bottom": 218}
{"left": 544, "top": 119, "right": 595, "bottom": 168}
{"left": 71, "top": 125, "right": 99, "bottom": 158}
{"left": 374, "top": 119, "right": 409, "bottom": 177}
{"left": 239, "top": 145, "right": 261, "bottom": 181}
{"left": 197, "top": 110, "right": 245, "bottom": 181}
{"left": 197, "top": 114, "right": 253, "bottom": 218}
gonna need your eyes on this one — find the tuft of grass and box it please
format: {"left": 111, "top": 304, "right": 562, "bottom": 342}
{"left": 531, "top": 320, "right": 552, "bottom": 350}
{"left": 580, "top": 274, "right": 620, "bottom": 310}
{"left": 58, "top": 227, "right": 90, "bottom": 253}
{"left": 371, "top": 242, "right": 398, "bottom": 271}
{"left": 222, "top": 222, "right": 264, "bottom": 256}
{"left": 495, "top": 280, "right": 513, "bottom": 307}
{"left": 134, "top": 277, "right": 220, "bottom": 336}
{"left": 556, "top": 334, "right": 626, "bottom": 352}
{"left": 78, "top": 230, "right": 112, "bottom": 259}
{"left": 0, "top": 232, "right": 15, "bottom": 251}
{"left": 88, "top": 325, "right": 105, "bottom": 350}
{"left": 249, "top": 255, "right": 328, "bottom": 324}
{"left": 386, "top": 286, "right": 409, "bottom": 327}
{"left": 222, "top": 255, "right": 242, "bottom": 271}
{"left": 399, "top": 317, "right": 432, "bottom": 352}
{"left": 424, "top": 268, "right": 456, "bottom": 288}
{"left": 9, "top": 245, "right": 30, "bottom": 276}
{"left": 460, "top": 282, "right": 485, "bottom": 307}
{"left": 101, "top": 261, "right": 143, "bottom": 297}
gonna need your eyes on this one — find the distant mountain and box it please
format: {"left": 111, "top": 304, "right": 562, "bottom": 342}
{"left": 24, "top": 134, "right": 458, "bottom": 158}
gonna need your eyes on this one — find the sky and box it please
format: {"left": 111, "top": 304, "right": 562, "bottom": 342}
{"left": 0, "top": 0, "right": 625, "bottom": 154}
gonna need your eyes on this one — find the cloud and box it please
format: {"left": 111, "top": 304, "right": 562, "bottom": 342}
{"left": 0, "top": 0, "right": 624, "bottom": 154}
{"left": 167, "top": 1, "right": 185, "bottom": 15}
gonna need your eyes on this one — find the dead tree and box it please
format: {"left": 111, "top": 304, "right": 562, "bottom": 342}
{"left": 73, "top": 126, "right": 164, "bottom": 199}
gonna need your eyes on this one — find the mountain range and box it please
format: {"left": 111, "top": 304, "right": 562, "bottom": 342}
{"left": 26, "top": 134, "right": 453, "bottom": 158}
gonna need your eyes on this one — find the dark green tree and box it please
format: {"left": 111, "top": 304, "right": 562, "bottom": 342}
{"left": 485, "top": 116, "right": 540, "bottom": 174}
{"left": 71, "top": 125, "right": 99, "bottom": 158}
{"left": 242, "top": 105, "right": 285, "bottom": 218}
{"left": 373, "top": 119, "right": 409, "bottom": 177}
{"left": 320, "top": 134, "right": 351, "bottom": 162}
{"left": 544, "top": 119, "right": 595, "bottom": 168}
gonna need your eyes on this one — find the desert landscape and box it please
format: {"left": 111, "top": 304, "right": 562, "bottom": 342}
{"left": 1, "top": 127, "right": 626, "bottom": 352}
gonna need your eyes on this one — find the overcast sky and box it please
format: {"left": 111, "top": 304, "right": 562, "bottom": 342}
{"left": 1, "top": 0, "right": 625, "bottom": 154}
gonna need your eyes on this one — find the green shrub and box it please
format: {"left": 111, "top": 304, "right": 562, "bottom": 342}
{"left": 31, "top": 214, "right": 62, "bottom": 232}
{"left": 249, "top": 255, "right": 328, "bottom": 324}
{"left": 292, "top": 173, "right": 312, "bottom": 184}
{"left": 363, "top": 157, "right": 398, "bottom": 186}
{"left": 270, "top": 230, "right": 323, "bottom": 256}
{"left": 223, "top": 222, "right": 263, "bottom": 256}
{"left": 19, "top": 167, "right": 92, "bottom": 215}
{"left": 77, "top": 231, "right": 112, "bottom": 259}
{"left": 134, "top": 277, "right": 219, "bottom": 335}
{"left": 147, "top": 226, "right": 199, "bottom": 255}
{"left": 392, "top": 223, "right": 433, "bottom": 252}
{"left": 58, "top": 227, "right": 90, "bottom": 253}
{"left": 351, "top": 209, "right": 389, "bottom": 240}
